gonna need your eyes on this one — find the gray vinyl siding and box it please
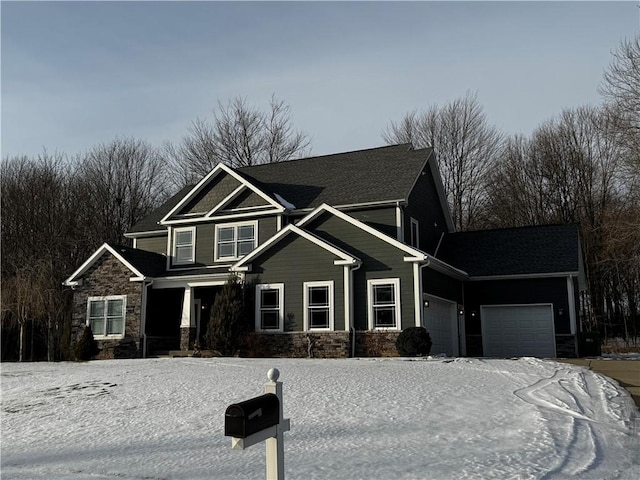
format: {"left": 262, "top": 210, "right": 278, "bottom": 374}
{"left": 422, "top": 267, "right": 463, "bottom": 304}
{"left": 136, "top": 235, "right": 167, "bottom": 255}
{"left": 307, "top": 212, "right": 416, "bottom": 330}
{"left": 258, "top": 216, "right": 278, "bottom": 245}
{"left": 223, "top": 189, "right": 270, "bottom": 210}
{"left": 195, "top": 223, "right": 215, "bottom": 265}
{"left": 245, "top": 234, "right": 345, "bottom": 331}
{"left": 349, "top": 207, "right": 398, "bottom": 238}
{"left": 182, "top": 216, "right": 279, "bottom": 267}
{"left": 404, "top": 166, "right": 449, "bottom": 254}
{"left": 179, "top": 174, "right": 241, "bottom": 215}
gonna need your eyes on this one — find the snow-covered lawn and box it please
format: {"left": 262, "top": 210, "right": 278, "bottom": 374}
{"left": 2, "top": 357, "right": 639, "bottom": 480}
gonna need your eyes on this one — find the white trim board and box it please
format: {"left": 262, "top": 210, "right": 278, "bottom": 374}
{"left": 63, "top": 243, "right": 145, "bottom": 286}
{"left": 231, "top": 224, "right": 359, "bottom": 272}
{"left": 160, "top": 163, "right": 285, "bottom": 224}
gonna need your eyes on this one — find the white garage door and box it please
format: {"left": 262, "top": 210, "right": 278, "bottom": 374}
{"left": 424, "top": 296, "right": 458, "bottom": 356}
{"left": 481, "top": 305, "right": 556, "bottom": 358}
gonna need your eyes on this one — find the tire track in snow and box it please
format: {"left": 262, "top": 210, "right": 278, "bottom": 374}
{"left": 513, "top": 367, "right": 636, "bottom": 478}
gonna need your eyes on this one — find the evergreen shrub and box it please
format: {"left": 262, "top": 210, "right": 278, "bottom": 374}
{"left": 396, "top": 326, "right": 432, "bottom": 356}
{"left": 205, "top": 275, "right": 246, "bottom": 356}
{"left": 75, "top": 325, "right": 99, "bottom": 361}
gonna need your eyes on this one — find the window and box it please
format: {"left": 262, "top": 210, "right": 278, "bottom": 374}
{"left": 87, "top": 296, "right": 126, "bottom": 337}
{"left": 173, "top": 227, "right": 195, "bottom": 264}
{"left": 410, "top": 218, "right": 420, "bottom": 248}
{"left": 367, "top": 279, "right": 401, "bottom": 330}
{"left": 304, "top": 281, "right": 334, "bottom": 330}
{"left": 215, "top": 221, "right": 257, "bottom": 261}
{"left": 256, "top": 284, "right": 284, "bottom": 332}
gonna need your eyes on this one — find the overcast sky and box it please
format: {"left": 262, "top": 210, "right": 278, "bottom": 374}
{"left": 2, "top": 1, "right": 639, "bottom": 159}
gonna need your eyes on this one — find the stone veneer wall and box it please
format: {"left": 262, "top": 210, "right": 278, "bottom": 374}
{"left": 180, "top": 326, "right": 197, "bottom": 351}
{"left": 242, "top": 331, "right": 402, "bottom": 358}
{"left": 71, "top": 253, "right": 144, "bottom": 359}
{"left": 244, "top": 332, "right": 350, "bottom": 358}
{"left": 354, "top": 331, "right": 401, "bottom": 357}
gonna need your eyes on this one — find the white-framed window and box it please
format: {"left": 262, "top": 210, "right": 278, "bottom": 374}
{"left": 215, "top": 221, "right": 257, "bottom": 261}
{"left": 173, "top": 227, "right": 196, "bottom": 265}
{"left": 410, "top": 218, "right": 420, "bottom": 248}
{"left": 304, "top": 281, "right": 334, "bottom": 331}
{"left": 87, "top": 296, "right": 126, "bottom": 338}
{"left": 255, "top": 283, "right": 284, "bottom": 332}
{"left": 367, "top": 278, "right": 401, "bottom": 330}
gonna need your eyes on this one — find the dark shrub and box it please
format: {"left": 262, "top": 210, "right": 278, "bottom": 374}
{"left": 75, "top": 325, "right": 99, "bottom": 361}
{"left": 396, "top": 326, "right": 432, "bottom": 356}
{"left": 205, "top": 274, "right": 246, "bottom": 356}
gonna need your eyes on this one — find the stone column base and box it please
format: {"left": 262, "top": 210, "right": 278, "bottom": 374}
{"left": 180, "top": 327, "right": 197, "bottom": 350}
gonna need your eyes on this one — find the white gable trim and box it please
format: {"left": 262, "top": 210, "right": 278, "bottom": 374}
{"left": 160, "top": 163, "right": 285, "bottom": 225}
{"left": 297, "top": 203, "right": 468, "bottom": 279}
{"left": 204, "top": 184, "right": 246, "bottom": 217}
{"left": 297, "top": 203, "right": 428, "bottom": 261}
{"left": 63, "top": 243, "right": 145, "bottom": 286}
{"left": 231, "top": 224, "right": 358, "bottom": 272}
{"left": 159, "top": 163, "right": 227, "bottom": 223}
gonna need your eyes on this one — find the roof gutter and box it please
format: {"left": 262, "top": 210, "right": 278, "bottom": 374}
{"left": 293, "top": 199, "right": 407, "bottom": 214}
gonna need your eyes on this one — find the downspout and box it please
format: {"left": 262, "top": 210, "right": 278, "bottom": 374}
{"left": 459, "top": 282, "right": 465, "bottom": 357}
{"left": 350, "top": 261, "right": 362, "bottom": 358}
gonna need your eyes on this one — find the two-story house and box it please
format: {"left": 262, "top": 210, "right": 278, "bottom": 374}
{"left": 64, "top": 144, "right": 586, "bottom": 359}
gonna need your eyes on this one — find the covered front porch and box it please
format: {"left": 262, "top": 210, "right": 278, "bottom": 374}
{"left": 143, "top": 275, "right": 229, "bottom": 356}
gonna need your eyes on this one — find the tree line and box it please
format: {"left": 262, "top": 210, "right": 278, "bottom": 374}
{"left": 2, "top": 37, "right": 638, "bottom": 360}
{"left": 384, "top": 37, "right": 639, "bottom": 342}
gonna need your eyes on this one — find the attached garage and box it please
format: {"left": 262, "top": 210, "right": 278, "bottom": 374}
{"left": 481, "top": 304, "right": 556, "bottom": 358}
{"left": 424, "top": 295, "right": 459, "bottom": 356}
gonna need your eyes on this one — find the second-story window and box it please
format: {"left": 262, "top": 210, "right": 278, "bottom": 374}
{"left": 173, "top": 227, "right": 195, "bottom": 265}
{"left": 215, "top": 221, "right": 257, "bottom": 261}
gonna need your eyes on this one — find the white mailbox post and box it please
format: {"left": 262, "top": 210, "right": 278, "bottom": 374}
{"left": 225, "top": 368, "right": 291, "bottom": 480}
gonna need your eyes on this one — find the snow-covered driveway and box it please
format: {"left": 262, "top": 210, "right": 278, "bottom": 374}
{"left": 2, "top": 357, "right": 639, "bottom": 479}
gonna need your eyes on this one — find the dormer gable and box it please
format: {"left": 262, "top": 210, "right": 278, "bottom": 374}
{"left": 160, "top": 163, "right": 290, "bottom": 225}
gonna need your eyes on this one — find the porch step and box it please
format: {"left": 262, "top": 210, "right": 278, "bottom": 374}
{"left": 165, "top": 349, "right": 216, "bottom": 358}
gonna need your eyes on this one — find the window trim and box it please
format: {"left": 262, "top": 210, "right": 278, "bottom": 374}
{"left": 172, "top": 226, "right": 196, "bottom": 265}
{"left": 255, "top": 283, "right": 284, "bottom": 332}
{"left": 367, "top": 278, "right": 401, "bottom": 331}
{"left": 410, "top": 217, "right": 420, "bottom": 248}
{"left": 86, "top": 295, "right": 126, "bottom": 339}
{"left": 214, "top": 220, "right": 258, "bottom": 262}
{"left": 303, "top": 281, "right": 334, "bottom": 331}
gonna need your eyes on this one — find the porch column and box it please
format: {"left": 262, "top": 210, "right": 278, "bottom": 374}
{"left": 180, "top": 286, "right": 196, "bottom": 350}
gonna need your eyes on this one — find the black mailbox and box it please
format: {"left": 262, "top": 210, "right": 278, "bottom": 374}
{"left": 225, "top": 393, "right": 280, "bottom": 438}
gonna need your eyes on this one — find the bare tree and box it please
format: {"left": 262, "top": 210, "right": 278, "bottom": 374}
{"left": 74, "top": 137, "right": 168, "bottom": 247}
{"left": 2, "top": 153, "right": 83, "bottom": 360}
{"left": 383, "top": 92, "right": 503, "bottom": 231}
{"left": 165, "top": 95, "right": 311, "bottom": 189}
{"left": 488, "top": 105, "right": 637, "bottom": 336}
{"left": 600, "top": 36, "right": 640, "bottom": 134}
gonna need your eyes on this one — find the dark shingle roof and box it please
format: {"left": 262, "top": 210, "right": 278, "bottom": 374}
{"left": 236, "top": 144, "right": 430, "bottom": 209}
{"left": 128, "top": 184, "right": 194, "bottom": 234}
{"left": 128, "top": 144, "right": 431, "bottom": 234}
{"left": 436, "top": 224, "right": 581, "bottom": 276}
{"left": 108, "top": 243, "right": 167, "bottom": 277}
